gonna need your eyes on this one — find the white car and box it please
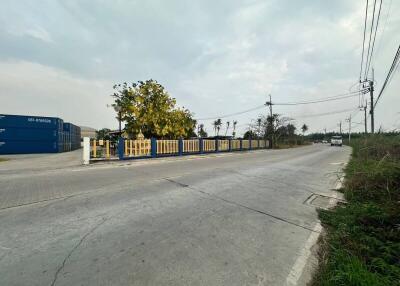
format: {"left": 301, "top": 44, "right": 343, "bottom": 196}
{"left": 331, "top": 136, "right": 342, "bottom": 147}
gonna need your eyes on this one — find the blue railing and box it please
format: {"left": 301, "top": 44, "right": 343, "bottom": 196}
{"left": 117, "top": 138, "right": 270, "bottom": 160}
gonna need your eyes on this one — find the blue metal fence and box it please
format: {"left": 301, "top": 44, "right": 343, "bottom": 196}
{"left": 112, "top": 138, "right": 269, "bottom": 161}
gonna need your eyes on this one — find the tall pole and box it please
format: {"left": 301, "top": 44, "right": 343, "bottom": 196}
{"left": 339, "top": 121, "right": 342, "bottom": 134}
{"left": 346, "top": 115, "right": 352, "bottom": 142}
{"left": 369, "top": 68, "right": 375, "bottom": 133}
{"left": 118, "top": 111, "right": 122, "bottom": 134}
{"left": 266, "top": 94, "right": 273, "bottom": 148}
{"left": 364, "top": 101, "right": 368, "bottom": 134}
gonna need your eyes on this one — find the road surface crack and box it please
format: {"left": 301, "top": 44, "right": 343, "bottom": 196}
{"left": 164, "top": 178, "right": 189, "bottom": 188}
{"left": 50, "top": 217, "right": 108, "bottom": 286}
{"left": 164, "top": 178, "right": 320, "bottom": 233}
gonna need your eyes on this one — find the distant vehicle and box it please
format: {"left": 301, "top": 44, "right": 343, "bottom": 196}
{"left": 322, "top": 140, "right": 328, "bottom": 144}
{"left": 330, "top": 136, "right": 342, "bottom": 147}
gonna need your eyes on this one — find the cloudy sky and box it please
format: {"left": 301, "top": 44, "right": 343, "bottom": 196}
{"left": 1, "top": 0, "right": 399, "bottom": 135}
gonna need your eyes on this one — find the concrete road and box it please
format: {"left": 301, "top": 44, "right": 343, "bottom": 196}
{"left": 0, "top": 144, "right": 350, "bottom": 286}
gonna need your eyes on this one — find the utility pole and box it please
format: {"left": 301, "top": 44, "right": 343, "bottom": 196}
{"left": 265, "top": 94, "right": 273, "bottom": 148}
{"left": 346, "top": 114, "right": 352, "bottom": 142}
{"left": 338, "top": 121, "right": 342, "bottom": 134}
{"left": 363, "top": 100, "right": 368, "bottom": 134}
{"left": 369, "top": 68, "right": 375, "bottom": 133}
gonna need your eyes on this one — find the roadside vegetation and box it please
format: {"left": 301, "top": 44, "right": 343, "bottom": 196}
{"left": 0, "top": 158, "right": 9, "bottom": 162}
{"left": 111, "top": 80, "right": 196, "bottom": 139}
{"left": 313, "top": 135, "right": 400, "bottom": 286}
{"left": 244, "top": 114, "right": 310, "bottom": 148}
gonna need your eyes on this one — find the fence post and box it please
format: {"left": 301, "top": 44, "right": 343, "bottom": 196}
{"left": 215, "top": 139, "right": 219, "bottom": 152}
{"left": 228, "top": 139, "right": 232, "bottom": 152}
{"left": 240, "top": 139, "right": 243, "bottom": 151}
{"left": 199, "top": 138, "right": 203, "bottom": 154}
{"left": 118, "top": 138, "right": 125, "bottom": 160}
{"left": 249, "top": 138, "right": 252, "bottom": 150}
{"left": 151, "top": 138, "right": 157, "bottom": 157}
{"left": 178, "top": 138, "right": 183, "bottom": 156}
{"left": 258, "top": 139, "right": 260, "bottom": 149}
{"left": 83, "top": 137, "right": 90, "bottom": 165}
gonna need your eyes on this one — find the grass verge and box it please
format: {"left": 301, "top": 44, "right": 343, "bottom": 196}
{"left": 0, "top": 158, "right": 9, "bottom": 162}
{"left": 312, "top": 135, "right": 400, "bottom": 286}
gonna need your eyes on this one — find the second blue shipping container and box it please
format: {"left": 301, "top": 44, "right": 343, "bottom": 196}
{"left": 0, "top": 127, "right": 61, "bottom": 141}
{"left": 0, "top": 114, "right": 63, "bottom": 130}
{"left": 0, "top": 140, "right": 60, "bottom": 154}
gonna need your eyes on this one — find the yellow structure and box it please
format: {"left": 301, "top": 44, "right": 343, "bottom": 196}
{"left": 125, "top": 139, "right": 151, "bottom": 157}
{"left": 157, "top": 140, "right": 179, "bottom": 154}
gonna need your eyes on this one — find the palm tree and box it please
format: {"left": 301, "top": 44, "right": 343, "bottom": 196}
{"left": 257, "top": 117, "right": 262, "bottom": 138}
{"left": 213, "top": 120, "right": 218, "bottom": 136}
{"left": 225, "top": 121, "right": 230, "bottom": 136}
{"left": 232, "top": 120, "right": 238, "bottom": 137}
{"left": 215, "top": 118, "right": 222, "bottom": 136}
{"left": 198, "top": 123, "right": 205, "bottom": 138}
{"left": 301, "top": 124, "right": 308, "bottom": 135}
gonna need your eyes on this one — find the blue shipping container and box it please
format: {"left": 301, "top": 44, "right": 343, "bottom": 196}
{"left": 0, "top": 140, "right": 60, "bottom": 154}
{"left": 0, "top": 127, "right": 60, "bottom": 141}
{"left": 63, "top": 122, "right": 72, "bottom": 132}
{"left": 0, "top": 114, "right": 63, "bottom": 130}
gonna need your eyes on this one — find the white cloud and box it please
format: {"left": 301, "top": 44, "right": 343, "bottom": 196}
{"left": 0, "top": 0, "right": 399, "bottom": 135}
{"left": 0, "top": 60, "right": 115, "bottom": 129}
{"left": 5, "top": 24, "right": 53, "bottom": 43}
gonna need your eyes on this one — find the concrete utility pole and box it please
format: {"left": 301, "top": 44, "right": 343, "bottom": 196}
{"left": 346, "top": 115, "right": 352, "bottom": 142}
{"left": 363, "top": 100, "right": 368, "bottom": 134}
{"left": 338, "top": 121, "right": 342, "bottom": 134}
{"left": 265, "top": 94, "right": 273, "bottom": 148}
{"left": 369, "top": 69, "right": 375, "bottom": 133}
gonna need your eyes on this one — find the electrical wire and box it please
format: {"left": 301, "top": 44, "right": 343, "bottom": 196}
{"left": 273, "top": 91, "right": 363, "bottom": 106}
{"left": 359, "top": 0, "right": 369, "bottom": 81}
{"left": 374, "top": 44, "right": 400, "bottom": 106}
{"left": 364, "top": 0, "right": 377, "bottom": 80}
{"left": 195, "top": 105, "right": 265, "bottom": 121}
{"left": 374, "top": 0, "right": 393, "bottom": 63}
{"left": 365, "top": 0, "right": 383, "bottom": 77}
{"left": 195, "top": 90, "right": 366, "bottom": 120}
{"left": 287, "top": 108, "right": 359, "bottom": 119}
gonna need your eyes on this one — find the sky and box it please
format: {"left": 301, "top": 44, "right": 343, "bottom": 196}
{"left": 0, "top": 0, "right": 399, "bottom": 136}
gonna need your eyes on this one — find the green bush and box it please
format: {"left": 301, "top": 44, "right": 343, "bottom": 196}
{"left": 313, "top": 135, "right": 400, "bottom": 286}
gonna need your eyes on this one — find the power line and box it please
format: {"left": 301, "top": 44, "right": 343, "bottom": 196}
{"left": 195, "top": 105, "right": 265, "bottom": 120}
{"left": 195, "top": 90, "right": 365, "bottom": 120}
{"left": 374, "top": 0, "right": 393, "bottom": 62}
{"left": 364, "top": 0, "right": 377, "bottom": 80}
{"left": 359, "top": 0, "right": 369, "bottom": 81}
{"left": 288, "top": 108, "right": 358, "bottom": 119}
{"left": 273, "top": 91, "right": 363, "bottom": 106}
{"left": 365, "top": 0, "right": 383, "bottom": 77}
{"left": 374, "top": 44, "right": 400, "bottom": 106}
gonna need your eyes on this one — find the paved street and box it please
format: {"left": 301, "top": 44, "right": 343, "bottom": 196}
{"left": 0, "top": 144, "right": 350, "bottom": 286}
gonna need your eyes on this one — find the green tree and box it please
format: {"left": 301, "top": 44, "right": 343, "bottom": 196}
{"left": 257, "top": 117, "right": 262, "bottom": 137}
{"left": 198, "top": 124, "right": 208, "bottom": 138}
{"left": 301, "top": 124, "right": 308, "bottom": 135}
{"left": 225, "top": 121, "right": 230, "bottom": 136}
{"left": 213, "top": 118, "right": 222, "bottom": 136}
{"left": 96, "top": 128, "right": 111, "bottom": 140}
{"left": 111, "top": 80, "right": 196, "bottom": 139}
{"left": 287, "top": 123, "right": 296, "bottom": 137}
{"left": 232, "top": 120, "right": 238, "bottom": 138}
{"left": 243, "top": 130, "right": 257, "bottom": 139}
